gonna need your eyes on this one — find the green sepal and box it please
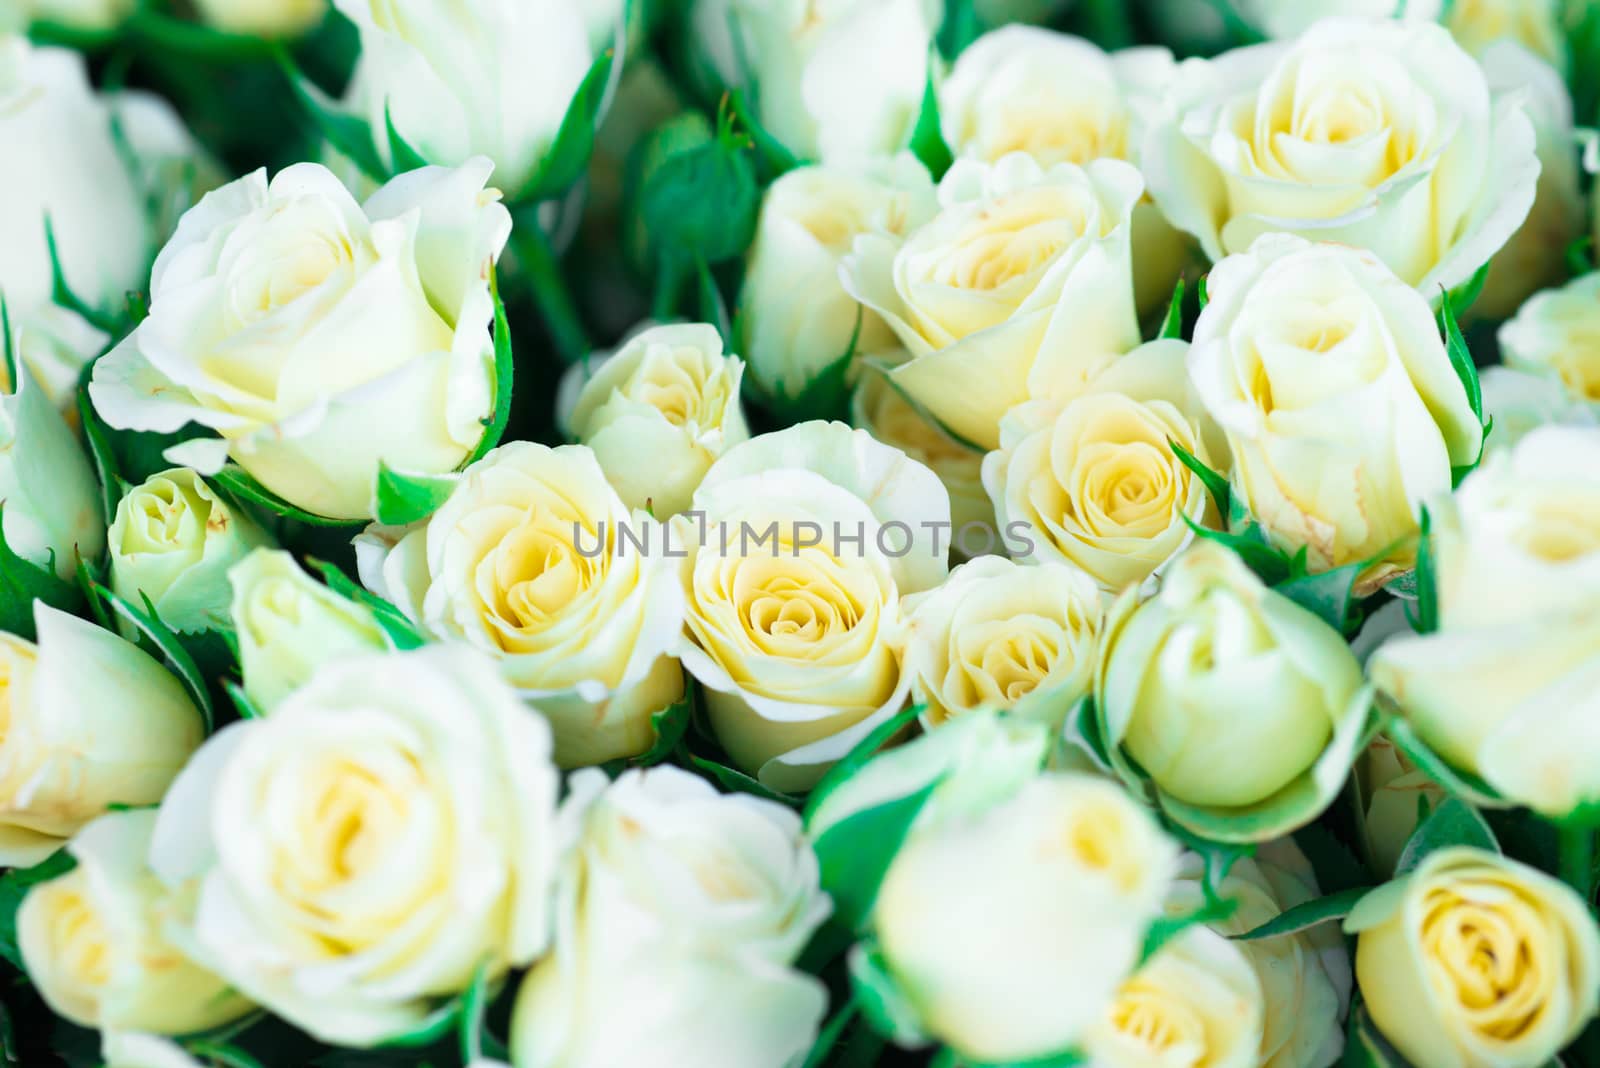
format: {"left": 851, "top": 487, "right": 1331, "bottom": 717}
{"left": 638, "top": 113, "right": 759, "bottom": 266}
{"left": 908, "top": 61, "right": 953, "bottom": 180}
{"left": 304, "top": 558, "right": 427, "bottom": 651}
{"left": 1140, "top": 890, "right": 1239, "bottom": 964}
{"left": 1406, "top": 505, "right": 1439, "bottom": 634}
{"left": 465, "top": 266, "right": 515, "bottom": 465}
{"left": 686, "top": 753, "right": 801, "bottom": 807}
{"left": 1378, "top": 706, "right": 1506, "bottom": 808}
{"left": 372, "top": 463, "right": 459, "bottom": 527}
{"left": 751, "top": 307, "right": 862, "bottom": 426}
{"left": 1343, "top": 1000, "right": 1411, "bottom": 1068}
{"left": 1, "top": 296, "right": 15, "bottom": 391}
{"left": 848, "top": 941, "right": 928, "bottom": 1048}
{"left": 1393, "top": 796, "right": 1499, "bottom": 877}
{"left": 1274, "top": 556, "right": 1364, "bottom": 637}
{"left": 1436, "top": 284, "right": 1488, "bottom": 487}
{"left": 1169, "top": 437, "right": 1229, "bottom": 518}
{"left": 212, "top": 464, "right": 364, "bottom": 528}
{"left": 697, "top": 258, "right": 733, "bottom": 348}
{"left": 92, "top": 584, "right": 215, "bottom": 731}
{"left": 804, "top": 702, "right": 923, "bottom": 823}
{"left": 1157, "top": 278, "right": 1186, "bottom": 340}
{"left": 727, "top": 89, "right": 803, "bottom": 180}
{"left": 275, "top": 49, "right": 387, "bottom": 183}
{"left": 1233, "top": 884, "right": 1373, "bottom": 941}
{"left": 224, "top": 679, "right": 263, "bottom": 721}
{"left": 76, "top": 382, "right": 129, "bottom": 528}
{"left": 1441, "top": 260, "right": 1491, "bottom": 321}
{"left": 522, "top": 42, "right": 618, "bottom": 202}
{"left": 0, "top": 507, "right": 83, "bottom": 641}
{"left": 384, "top": 103, "right": 430, "bottom": 173}
{"left": 812, "top": 776, "right": 941, "bottom": 932}
{"left": 800, "top": 996, "right": 861, "bottom": 1068}
{"left": 44, "top": 216, "right": 120, "bottom": 334}
{"left": 631, "top": 680, "right": 693, "bottom": 768}
{"left": 185, "top": 1041, "right": 267, "bottom": 1068}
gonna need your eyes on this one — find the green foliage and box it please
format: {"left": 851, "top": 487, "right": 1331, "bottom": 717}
{"left": 0, "top": 510, "right": 82, "bottom": 641}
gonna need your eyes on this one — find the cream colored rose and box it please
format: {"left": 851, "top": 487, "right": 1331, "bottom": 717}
{"left": 18, "top": 810, "right": 250, "bottom": 1034}
{"left": 740, "top": 155, "right": 935, "bottom": 401}
{"left": 901, "top": 555, "right": 1102, "bottom": 729}
{"left": 511, "top": 766, "right": 830, "bottom": 1068}
{"left": 874, "top": 773, "right": 1180, "bottom": 1063}
{"left": 1083, "top": 926, "right": 1263, "bottom": 1068}
{"left": 689, "top": 0, "right": 940, "bottom": 161}
{"left": 1144, "top": 17, "right": 1539, "bottom": 295}
{"left": 192, "top": 0, "right": 325, "bottom": 35}
{"left": 983, "top": 338, "right": 1221, "bottom": 592}
{"left": 1098, "top": 542, "right": 1368, "bottom": 824}
{"left": 1369, "top": 426, "right": 1600, "bottom": 816}
{"left": 229, "top": 549, "right": 389, "bottom": 712}
{"left": 561, "top": 322, "right": 749, "bottom": 518}
{"left": 1470, "top": 44, "right": 1584, "bottom": 319}
{"left": 1499, "top": 272, "right": 1600, "bottom": 408}
{"left": 336, "top": 0, "right": 596, "bottom": 195}
{"left": 1347, "top": 847, "right": 1600, "bottom": 1068}
{"left": 358, "top": 441, "right": 685, "bottom": 768}
{"left": 841, "top": 153, "right": 1145, "bottom": 449}
{"left": 1357, "top": 737, "right": 1447, "bottom": 878}
{"left": 1, "top": 38, "right": 210, "bottom": 403}
{"left": 1189, "top": 235, "right": 1484, "bottom": 585}
{"left": 851, "top": 357, "right": 993, "bottom": 547}
{"left": 938, "top": 26, "right": 1191, "bottom": 318}
{"left": 1446, "top": 0, "right": 1566, "bottom": 69}
{"left": 0, "top": 604, "right": 203, "bottom": 867}
{"left": 109, "top": 468, "right": 272, "bottom": 635}
{"left": 1237, "top": 0, "right": 1440, "bottom": 39}
{"left": 675, "top": 420, "right": 950, "bottom": 791}
{"left": 90, "top": 160, "right": 511, "bottom": 520}
{"left": 148, "top": 646, "right": 561, "bottom": 1047}
{"left": 0, "top": 363, "right": 103, "bottom": 580}
{"left": 1171, "top": 842, "right": 1353, "bottom": 1068}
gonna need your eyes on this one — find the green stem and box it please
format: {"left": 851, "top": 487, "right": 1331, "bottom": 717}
{"left": 1079, "top": 0, "right": 1135, "bottom": 49}
{"left": 652, "top": 257, "right": 687, "bottom": 322}
{"left": 510, "top": 209, "right": 591, "bottom": 365}
{"left": 1560, "top": 823, "right": 1595, "bottom": 908}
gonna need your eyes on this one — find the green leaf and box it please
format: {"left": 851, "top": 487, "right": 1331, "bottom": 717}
{"left": 805, "top": 701, "right": 923, "bottom": 823}
{"left": 1234, "top": 885, "right": 1373, "bottom": 941}
{"left": 1169, "top": 438, "right": 1229, "bottom": 517}
{"left": 275, "top": 49, "right": 386, "bottom": 182}
{"left": 848, "top": 942, "right": 927, "bottom": 1047}
{"left": 813, "top": 778, "right": 941, "bottom": 932}
{"left": 0, "top": 848, "right": 76, "bottom": 969}
{"left": 1394, "top": 796, "right": 1500, "bottom": 877}
{"left": 1157, "top": 278, "right": 1185, "bottom": 341}
{"left": 800, "top": 997, "right": 860, "bottom": 1068}
{"left": 686, "top": 753, "right": 801, "bottom": 806}
{"left": 632, "top": 682, "right": 693, "bottom": 767}
{"left": 212, "top": 464, "right": 364, "bottom": 528}
{"left": 383, "top": 103, "right": 430, "bottom": 173}
{"left": 94, "top": 585, "right": 215, "bottom": 731}
{"left": 754, "top": 306, "right": 863, "bottom": 426}
{"left": 0, "top": 506, "right": 83, "bottom": 640}
{"left": 524, "top": 45, "right": 617, "bottom": 202}
{"left": 1407, "top": 505, "right": 1439, "bottom": 634}
{"left": 1274, "top": 560, "right": 1363, "bottom": 637}
{"left": 1141, "top": 892, "right": 1239, "bottom": 963}
{"left": 1437, "top": 288, "right": 1483, "bottom": 424}
{"left": 1442, "top": 260, "right": 1491, "bottom": 321}
{"left": 908, "top": 63, "right": 953, "bottom": 180}
{"left": 1179, "top": 511, "right": 1291, "bottom": 587}
{"left": 373, "top": 463, "right": 458, "bottom": 527}
{"left": 304, "top": 558, "right": 426, "bottom": 651}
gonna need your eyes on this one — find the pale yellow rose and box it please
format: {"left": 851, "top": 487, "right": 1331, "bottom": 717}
{"left": 1446, "top": 0, "right": 1567, "bottom": 69}
{"left": 1189, "top": 235, "right": 1484, "bottom": 586}
{"left": 983, "top": 338, "right": 1222, "bottom": 592}
{"left": 1369, "top": 426, "right": 1600, "bottom": 816}
{"left": 561, "top": 323, "right": 749, "bottom": 519}
{"left": 1499, "top": 271, "right": 1600, "bottom": 407}
{"left": 1356, "top": 736, "right": 1447, "bottom": 878}
{"left": 840, "top": 153, "right": 1145, "bottom": 449}
{"left": 1347, "top": 847, "right": 1600, "bottom": 1068}
{"left": 901, "top": 555, "right": 1102, "bottom": 729}
{"left": 674, "top": 420, "right": 950, "bottom": 791}
{"left": 357, "top": 441, "right": 686, "bottom": 767}
{"left": 938, "top": 25, "right": 1192, "bottom": 317}
{"left": 192, "top": 0, "right": 325, "bottom": 36}
{"left": 1144, "top": 17, "right": 1539, "bottom": 296}
{"left": 18, "top": 810, "right": 250, "bottom": 1034}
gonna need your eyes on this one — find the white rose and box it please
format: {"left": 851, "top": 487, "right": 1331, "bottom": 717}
{"left": 851, "top": 356, "right": 992, "bottom": 548}
{"left": 901, "top": 555, "right": 1103, "bottom": 729}
{"left": 983, "top": 338, "right": 1222, "bottom": 592}
{"left": 1445, "top": 0, "right": 1566, "bottom": 69}
{"left": 100, "top": 1034, "right": 206, "bottom": 1068}
{"left": 108, "top": 468, "right": 272, "bottom": 634}
{"left": 1170, "top": 842, "right": 1353, "bottom": 1068}
{"left": 90, "top": 160, "right": 512, "bottom": 520}
{"left": 228, "top": 548, "right": 389, "bottom": 712}
{"left": 192, "top": 0, "right": 326, "bottom": 36}
{"left": 148, "top": 646, "right": 561, "bottom": 1047}
{"left": 335, "top": 0, "right": 595, "bottom": 195}
{"left": 0, "top": 38, "right": 207, "bottom": 402}
{"left": 560, "top": 322, "right": 749, "bottom": 519}
{"left": 1237, "top": 0, "right": 1440, "bottom": 39}
{"left": 18, "top": 810, "right": 251, "bottom": 1034}
{"left": 1478, "top": 367, "right": 1599, "bottom": 457}
{"left": 1189, "top": 235, "right": 1484, "bottom": 584}
{"left": 510, "top": 767, "right": 830, "bottom": 1068}
{"left": 740, "top": 155, "right": 936, "bottom": 400}
{"left": 0, "top": 363, "right": 103, "bottom": 579}
{"left": 1471, "top": 43, "right": 1585, "bottom": 319}
{"left": 1144, "top": 17, "right": 1539, "bottom": 295}
{"left": 841, "top": 153, "right": 1144, "bottom": 449}
{"left": 874, "top": 773, "right": 1180, "bottom": 1063}
{"left": 1369, "top": 426, "right": 1600, "bottom": 817}
{"left": 1083, "top": 926, "right": 1264, "bottom": 1068}
{"left": 674, "top": 421, "right": 950, "bottom": 791}
{"left": 689, "top": 0, "right": 941, "bottom": 161}
{"left": 938, "top": 26, "right": 1191, "bottom": 318}
{"left": 0, "top": 604, "right": 203, "bottom": 866}
{"left": 1499, "top": 271, "right": 1600, "bottom": 409}
{"left": 357, "top": 441, "right": 686, "bottom": 767}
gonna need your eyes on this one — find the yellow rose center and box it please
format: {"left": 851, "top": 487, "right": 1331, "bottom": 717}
{"left": 987, "top": 105, "right": 1128, "bottom": 166}
{"left": 740, "top": 558, "right": 865, "bottom": 658}
{"left": 935, "top": 190, "right": 1088, "bottom": 292}
{"left": 47, "top": 888, "right": 112, "bottom": 990}
{"left": 1056, "top": 800, "right": 1152, "bottom": 895}
{"left": 625, "top": 347, "right": 727, "bottom": 430}
{"left": 492, "top": 519, "right": 599, "bottom": 637}
{"left": 1105, "top": 984, "right": 1208, "bottom": 1068}
{"left": 120, "top": 475, "right": 219, "bottom": 556}
{"left": 1420, "top": 882, "right": 1549, "bottom": 1040}
{"left": 1511, "top": 495, "right": 1600, "bottom": 563}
